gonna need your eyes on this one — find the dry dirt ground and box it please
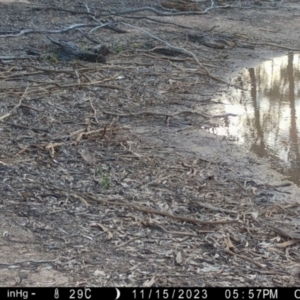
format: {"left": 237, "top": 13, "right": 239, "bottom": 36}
{"left": 1, "top": 0, "right": 300, "bottom": 287}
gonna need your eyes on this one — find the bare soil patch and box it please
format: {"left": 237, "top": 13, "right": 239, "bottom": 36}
{"left": 1, "top": 0, "right": 300, "bottom": 286}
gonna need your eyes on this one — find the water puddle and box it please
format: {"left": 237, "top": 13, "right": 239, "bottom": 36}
{"left": 209, "top": 53, "right": 300, "bottom": 185}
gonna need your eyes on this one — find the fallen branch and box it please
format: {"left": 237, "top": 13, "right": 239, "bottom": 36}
{"left": 0, "top": 55, "right": 40, "bottom": 60}
{"left": 122, "top": 21, "right": 209, "bottom": 73}
{"left": 225, "top": 249, "right": 267, "bottom": 268}
{"left": 103, "top": 109, "right": 237, "bottom": 120}
{"left": 46, "top": 184, "right": 237, "bottom": 226}
{"left": 22, "top": 65, "right": 75, "bottom": 75}
{"left": 31, "top": 5, "right": 95, "bottom": 16}
{"left": 142, "top": 221, "right": 199, "bottom": 237}
{"left": 97, "top": 6, "right": 207, "bottom": 17}
{"left": 44, "top": 126, "right": 125, "bottom": 157}
{"left": 121, "top": 22, "right": 244, "bottom": 89}
{"left": 0, "top": 22, "right": 123, "bottom": 38}
{"left": 121, "top": 15, "right": 193, "bottom": 29}
{"left": 194, "top": 201, "right": 238, "bottom": 216}
{"left": 244, "top": 41, "right": 300, "bottom": 51}
{"left": 2, "top": 121, "right": 48, "bottom": 133}
{"left": 102, "top": 109, "right": 210, "bottom": 119}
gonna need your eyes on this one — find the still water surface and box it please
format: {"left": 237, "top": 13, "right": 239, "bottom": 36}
{"left": 209, "top": 53, "right": 300, "bottom": 185}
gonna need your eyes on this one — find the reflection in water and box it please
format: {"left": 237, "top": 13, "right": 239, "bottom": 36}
{"left": 210, "top": 53, "right": 300, "bottom": 185}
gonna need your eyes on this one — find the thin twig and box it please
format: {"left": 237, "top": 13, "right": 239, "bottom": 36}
{"left": 102, "top": 109, "right": 210, "bottom": 119}
{"left": 0, "top": 86, "right": 29, "bottom": 121}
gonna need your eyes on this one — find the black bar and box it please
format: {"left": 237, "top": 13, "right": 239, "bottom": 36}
{"left": 0, "top": 287, "right": 299, "bottom": 300}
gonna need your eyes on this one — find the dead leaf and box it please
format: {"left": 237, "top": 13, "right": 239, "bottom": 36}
{"left": 251, "top": 187, "right": 258, "bottom": 195}
{"left": 251, "top": 212, "right": 258, "bottom": 219}
{"left": 78, "top": 149, "right": 95, "bottom": 165}
{"left": 276, "top": 240, "right": 296, "bottom": 248}
{"left": 224, "top": 236, "right": 235, "bottom": 251}
{"left": 143, "top": 276, "right": 155, "bottom": 287}
{"left": 176, "top": 251, "right": 183, "bottom": 264}
{"left": 92, "top": 223, "right": 113, "bottom": 240}
{"left": 93, "top": 270, "right": 106, "bottom": 276}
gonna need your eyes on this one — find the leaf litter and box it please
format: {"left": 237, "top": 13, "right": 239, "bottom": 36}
{"left": 0, "top": 0, "right": 300, "bottom": 287}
